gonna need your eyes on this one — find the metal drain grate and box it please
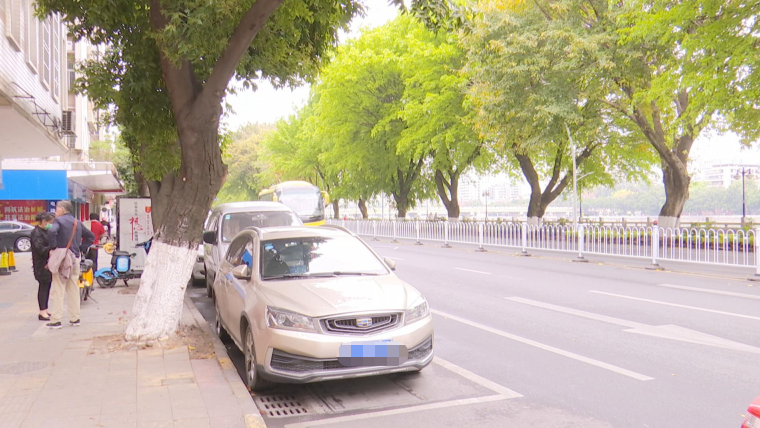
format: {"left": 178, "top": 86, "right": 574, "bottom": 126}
{"left": 254, "top": 394, "right": 311, "bottom": 418}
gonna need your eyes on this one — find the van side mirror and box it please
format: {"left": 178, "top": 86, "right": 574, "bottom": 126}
{"left": 232, "top": 264, "right": 251, "bottom": 280}
{"left": 384, "top": 257, "right": 396, "bottom": 271}
{"left": 203, "top": 231, "right": 217, "bottom": 245}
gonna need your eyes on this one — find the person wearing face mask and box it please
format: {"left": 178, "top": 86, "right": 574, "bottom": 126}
{"left": 31, "top": 212, "right": 56, "bottom": 321}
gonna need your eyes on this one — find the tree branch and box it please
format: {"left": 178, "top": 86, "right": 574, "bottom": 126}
{"left": 545, "top": 140, "right": 566, "bottom": 193}
{"left": 202, "top": 0, "right": 286, "bottom": 105}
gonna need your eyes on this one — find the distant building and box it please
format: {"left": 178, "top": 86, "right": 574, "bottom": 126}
{"left": 691, "top": 161, "right": 760, "bottom": 188}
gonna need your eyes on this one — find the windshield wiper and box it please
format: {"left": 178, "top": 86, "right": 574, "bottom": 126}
{"left": 263, "top": 272, "right": 380, "bottom": 280}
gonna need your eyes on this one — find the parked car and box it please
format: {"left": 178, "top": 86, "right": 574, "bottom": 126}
{"left": 213, "top": 224, "right": 434, "bottom": 391}
{"left": 191, "top": 245, "right": 205, "bottom": 285}
{"left": 742, "top": 396, "right": 760, "bottom": 428}
{"left": 202, "top": 202, "right": 302, "bottom": 298}
{"left": 0, "top": 221, "right": 34, "bottom": 252}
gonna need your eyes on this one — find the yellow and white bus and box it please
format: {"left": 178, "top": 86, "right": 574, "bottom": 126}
{"left": 259, "top": 181, "right": 330, "bottom": 226}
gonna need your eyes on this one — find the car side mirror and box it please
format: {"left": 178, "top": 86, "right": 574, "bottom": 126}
{"left": 232, "top": 264, "right": 251, "bottom": 280}
{"left": 203, "top": 231, "right": 217, "bottom": 245}
{"left": 384, "top": 257, "right": 396, "bottom": 271}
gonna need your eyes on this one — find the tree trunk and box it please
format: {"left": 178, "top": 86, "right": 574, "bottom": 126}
{"left": 526, "top": 190, "right": 546, "bottom": 226}
{"left": 358, "top": 199, "right": 368, "bottom": 219}
{"left": 434, "top": 170, "right": 461, "bottom": 221}
{"left": 394, "top": 188, "right": 409, "bottom": 219}
{"left": 332, "top": 200, "right": 340, "bottom": 219}
{"left": 126, "top": 115, "right": 226, "bottom": 342}
{"left": 658, "top": 162, "right": 690, "bottom": 228}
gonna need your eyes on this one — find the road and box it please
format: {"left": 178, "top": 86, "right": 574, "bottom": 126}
{"left": 188, "top": 238, "right": 760, "bottom": 427}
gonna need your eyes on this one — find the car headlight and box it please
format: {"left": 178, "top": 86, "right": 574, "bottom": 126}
{"left": 266, "top": 307, "right": 316, "bottom": 332}
{"left": 405, "top": 297, "right": 429, "bottom": 325}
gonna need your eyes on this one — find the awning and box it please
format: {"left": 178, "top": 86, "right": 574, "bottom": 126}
{"left": 67, "top": 162, "right": 123, "bottom": 193}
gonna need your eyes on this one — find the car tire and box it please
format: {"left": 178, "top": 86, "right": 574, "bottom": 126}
{"left": 205, "top": 269, "right": 213, "bottom": 298}
{"left": 243, "top": 326, "right": 275, "bottom": 392}
{"left": 15, "top": 237, "right": 31, "bottom": 252}
{"left": 214, "top": 300, "right": 231, "bottom": 343}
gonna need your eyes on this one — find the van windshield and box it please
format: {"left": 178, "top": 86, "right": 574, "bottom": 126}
{"left": 221, "top": 211, "right": 301, "bottom": 243}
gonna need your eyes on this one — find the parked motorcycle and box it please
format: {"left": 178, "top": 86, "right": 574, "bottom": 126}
{"left": 94, "top": 239, "right": 152, "bottom": 288}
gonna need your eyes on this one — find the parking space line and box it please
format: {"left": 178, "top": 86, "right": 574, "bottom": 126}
{"left": 658, "top": 284, "right": 760, "bottom": 301}
{"left": 590, "top": 290, "right": 760, "bottom": 321}
{"left": 432, "top": 309, "right": 654, "bottom": 382}
{"left": 454, "top": 268, "right": 491, "bottom": 275}
{"left": 283, "top": 395, "right": 510, "bottom": 428}
{"left": 433, "top": 357, "right": 522, "bottom": 398}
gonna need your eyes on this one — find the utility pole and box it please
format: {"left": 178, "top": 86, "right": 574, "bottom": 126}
{"left": 565, "top": 123, "right": 579, "bottom": 226}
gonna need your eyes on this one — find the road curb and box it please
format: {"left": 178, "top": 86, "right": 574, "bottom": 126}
{"left": 183, "top": 294, "right": 268, "bottom": 428}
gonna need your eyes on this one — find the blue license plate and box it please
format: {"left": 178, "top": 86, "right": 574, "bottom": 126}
{"left": 338, "top": 341, "right": 408, "bottom": 367}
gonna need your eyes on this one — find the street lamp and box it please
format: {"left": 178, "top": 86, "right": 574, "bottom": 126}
{"left": 733, "top": 167, "right": 755, "bottom": 223}
{"left": 482, "top": 190, "right": 491, "bottom": 222}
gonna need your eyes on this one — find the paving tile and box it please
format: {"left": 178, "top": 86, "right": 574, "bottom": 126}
{"left": 136, "top": 421, "right": 173, "bottom": 428}
{"left": 208, "top": 416, "right": 245, "bottom": 428}
{"left": 0, "top": 411, "right": 24, "bottom": 428}
{"left": 101, "top": 400, "right": 137, "bottom": 415}
{"left": 173, "top": 418, "right": 210, "bottom": 428}
{"left": 171, "top": 404, "right": 208, "bottom": 420}
{"left": 136, "top": 410, "right": 174, "bottom": 423}
{"left": 99, "top": 412, "right": 138, "bottom": 424}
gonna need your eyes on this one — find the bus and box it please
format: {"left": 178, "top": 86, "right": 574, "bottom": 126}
{"left": 259, "top": 181, "right": 330, "bottom": 226}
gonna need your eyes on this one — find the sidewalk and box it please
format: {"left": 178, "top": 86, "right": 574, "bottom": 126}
{"left": 0, "top": 252, "right": 265, "bottom": 428}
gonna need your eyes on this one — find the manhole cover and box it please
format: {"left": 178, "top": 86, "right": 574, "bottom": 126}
{"left": 0, "top": 362, "right": 49, "bottom": 374}
{"left": 254, "top": 394, "right": 312, "bottom": 418}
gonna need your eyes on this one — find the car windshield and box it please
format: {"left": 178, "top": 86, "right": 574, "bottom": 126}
{"left": 260, "top": 236, "right": 388, "bottom": 279}
{"left": 221, "top": 211, "right": 301, "bottom": 243}
{"left": 278, "top": 189, "right": 324, "bottom": 221}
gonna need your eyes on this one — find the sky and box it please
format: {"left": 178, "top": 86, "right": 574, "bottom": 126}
{"left": 222, "top": 1, "right": 399, "bottom": 132}
{"left": 222, "top": 1, "right": 757, "bottom": 166}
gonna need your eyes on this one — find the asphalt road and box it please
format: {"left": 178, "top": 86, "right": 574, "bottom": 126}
{"left": 188, "top": 238, "right": 760, "bottom": 428}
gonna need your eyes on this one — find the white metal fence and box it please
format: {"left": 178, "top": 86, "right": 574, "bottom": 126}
{"left": 331, "top": 220, "right": 759, "bottom": 272}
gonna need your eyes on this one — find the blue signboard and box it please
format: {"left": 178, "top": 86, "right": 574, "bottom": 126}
{"left": 0, "top": 170, "right": 68, "bottom": 201}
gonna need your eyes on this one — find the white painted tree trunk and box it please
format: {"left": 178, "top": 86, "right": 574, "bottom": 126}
{"left": 125, "top": 241, "right": 196, "bottom": 341}
{"left": 448, "top": 217, "right": 459, "bottom": 222}
{"left": 527, "top": 216, "right": 542, "bottom": 226}
{"left": 657, "top": 216, "right": 680, "bottom": 229}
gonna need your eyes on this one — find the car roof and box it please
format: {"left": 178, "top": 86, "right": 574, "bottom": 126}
{"left": 246, "top": 225, "right": 351, "bottom": 241}
{"left": 0, "top": 220, "right": 29, "bottom": 226}
{"left": 212, "top": 201, "right": 296, "bottom": 215}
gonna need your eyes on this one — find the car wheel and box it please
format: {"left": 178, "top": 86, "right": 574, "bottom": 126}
{"left": 214, "top": 300, "right": 231, "bottom": 343}
{"left": 243, "top": 326, "right": 274, "bottom": 392}
{"left": 205, "top": 269, "right": 213, "bottom": 298}
{"left": 15, "top": 237, "right": 31, "bottom": 252}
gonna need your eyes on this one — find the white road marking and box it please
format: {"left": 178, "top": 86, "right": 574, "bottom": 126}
{"left": 506, "top": 296, "right": 760, "bottom": 354}
{"left": 454, "top": 268, "right": 491, "bottom": 275}
{"left": 658, "top": 283, "right": 760, "bottom": 301}
{"left": 589, "top": 290, "right": 760, "bottom": 322}
{"left": 432, "top": 309, "right": 653, "bottom": 381}
{"left": 433, "top": 357, "right": 522, "bottom": 398}
{"left": 283, "top": 395, "right": 510, "bottom": 428}
{"left": 505, "top": 297, "right": 645, "bottom": 329}
{"left": 382, "top": 256, "right": 405, "bottom": 261}
{"left": 394, "top": 247, "right": 399, "bottom": 250}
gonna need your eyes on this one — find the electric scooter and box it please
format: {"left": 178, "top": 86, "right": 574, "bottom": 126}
{"left": 94, "top": 238, "right": 152, "bottom": 288}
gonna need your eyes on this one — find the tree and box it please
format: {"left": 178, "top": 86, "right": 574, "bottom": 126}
{"left": 89, "top": 138, "right": 144, "bottom": 197}
{"left": 215, "top": 123, "right": 275, "bottom": 204}
{"left": 38, "top": 0, "right": 361, "bottom": 341}
{"left": 314, "top": 17, "right": 436, "bottom": 218}
{"left": 463, "top": 0, "right": 654, "bottom": 224}
{"left": 396, "top": 20, "right": 488, "bottom": 220}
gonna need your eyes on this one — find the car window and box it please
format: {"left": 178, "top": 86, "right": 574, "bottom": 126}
{"left": 225, "top": 236, "right": 247, "bottom": 264}
{"left": 0, "top": 223, "right": 20, "bottom": 231}
{"left": 221, "top": 211, "right": 301, "bottom": 243}
{"left": 260, "top": 236, "right": 388, "bottom": 279}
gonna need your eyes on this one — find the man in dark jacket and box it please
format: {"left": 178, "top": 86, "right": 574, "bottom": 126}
{"left": 46, "top": 201, "right": 95, "bottom": 329}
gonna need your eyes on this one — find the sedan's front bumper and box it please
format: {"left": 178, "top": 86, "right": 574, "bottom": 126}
{"left": 255, "top": 314, "right": 434, "bottom": 383}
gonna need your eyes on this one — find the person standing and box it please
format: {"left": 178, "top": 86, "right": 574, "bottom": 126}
{"left": 31, "top": 212, "right": 56, "bottom": 321}
{"left": 46, "top": 201, "right": 95, "bottom": 329}
{"left": 85, "top": 213, "right": 105, "bottom": 271}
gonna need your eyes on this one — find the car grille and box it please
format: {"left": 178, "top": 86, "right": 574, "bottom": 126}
{"left": 270, "top": 337, "right": 433, "bottom": 374}
{"left": 321, "top": 314, "right": 401, "bottom": 335}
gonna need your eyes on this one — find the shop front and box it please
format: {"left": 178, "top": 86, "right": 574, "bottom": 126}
{"left": 0, "top": 170, "right": 67, "bottom": 224}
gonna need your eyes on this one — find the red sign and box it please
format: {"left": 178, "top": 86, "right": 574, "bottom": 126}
{"left": 0, "top": 200, "right": 48, "bottom": 224}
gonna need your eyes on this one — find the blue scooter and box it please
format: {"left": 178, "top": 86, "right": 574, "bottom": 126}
{"left": 94, "top": 239, "right": 152, "bottom": 288}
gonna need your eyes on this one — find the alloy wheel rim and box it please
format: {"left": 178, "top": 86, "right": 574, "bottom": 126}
{"left": 18, "top": 238, "right": 31, "bottom": 251}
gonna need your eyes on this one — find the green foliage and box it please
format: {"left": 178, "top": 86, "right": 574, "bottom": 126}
{"left": 215, "top": 123, "right": 275, "bottom": 204}
{"left": 37, "top": 0, "right": 361, "bottom": 182}
{"left": 89, "top": 137, "right": 141, "bottom": 197}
